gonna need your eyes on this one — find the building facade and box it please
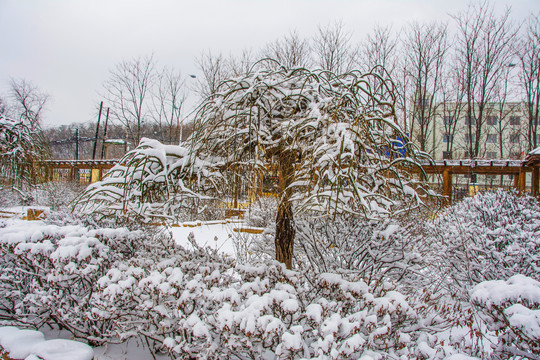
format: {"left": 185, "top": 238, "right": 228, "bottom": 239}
{"left": 413, "top": 101, "right": 538, "bottom": 161}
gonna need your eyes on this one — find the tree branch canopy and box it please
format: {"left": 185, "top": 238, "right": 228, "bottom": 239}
{"left": 190, "top": 60, "right": 431, "bottom": 219}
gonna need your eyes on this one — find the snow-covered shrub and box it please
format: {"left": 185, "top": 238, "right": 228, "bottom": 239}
{"left": 31, "top": 181, "right": 86, "bottom": 211}
{"left": 73, "top": 137, "right": 220, "bottom": 225}
{"left": 93, "top": 250, "right": 426, "bottom": 359}
{"left": 0, "top": 216, "right": 158, "bottom": 344}
{"left": 471, "top": 275, "right": 540, "bottom": 359}
{"left": 245, "top": 196, "right": 278, "bottom": 229}
{"left": 425, "top": 190, "right": 540, "bottom": 300}
{"left": 1, "top": 211, "right": 517, "bottom": 359}
{"left": 294, "top": 214, "right": 427, "bottom": 288}
{"left": 0, "top": 187, "right": 22, "bottom": 209}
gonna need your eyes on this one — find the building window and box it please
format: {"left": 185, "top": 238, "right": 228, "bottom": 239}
{"left": 465, "top": 133, "right": 476, "bottom": 144}
{"left": 443, "top": 116, "right": 454, "bottom": 125}
{"left": 443, "top": 133, "right": 453, "bottom": 143}
{"left": 415, "top": 98, "right": 429, "bottom": 108}
{"left": 486, "top": 151, "right": 497, "bottom": 159}
{"left": 510, "top": 151, "right": 522, "bottom": 159}
{"left": 465, "top": 117, "right": 476, "bottom": 125}
{"left": 509, "top": 116, "right": 520, "bottom": 125}
{"left": 510, "top": 133, "right": 520, "bottom": 143}
{"left": 486, "top": 134, "right": 497, "bottom": 143}
{"left": 442, "top": 151, "right": 452, "bottom": 159}
{"left": 487, "top": 116, "right": 498, "bottom": 126}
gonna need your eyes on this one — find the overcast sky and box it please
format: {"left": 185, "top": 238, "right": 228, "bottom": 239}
{"left": 1, "top": 0, "right": 538, "bottom": 128}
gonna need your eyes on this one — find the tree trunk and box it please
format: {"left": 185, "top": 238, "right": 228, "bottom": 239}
{"left": 275, "top": 199, "right": 295, "bottom": 269}
{"left": 274, "top": 153, "right": 295, "bottom": 269}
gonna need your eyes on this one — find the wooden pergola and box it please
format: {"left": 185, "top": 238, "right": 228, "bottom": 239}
{"left": 421, "top": 153, "right": 540, "bottom": 203}
{"left": 38, "top": 159, "right": 118, "bottom": 183}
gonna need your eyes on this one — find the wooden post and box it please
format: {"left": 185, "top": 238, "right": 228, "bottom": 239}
{"left": 532, "top": 167, "right": 539, "bottom": 197}
{"left": 519, "top": 170, "right": 526, "bottom": 193}
{"left": 443, "top": 169, "right": 453, "bottom": 205}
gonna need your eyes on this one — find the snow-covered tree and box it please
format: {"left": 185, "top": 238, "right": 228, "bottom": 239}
{"left": 0, "top": 115, "right": 47, "bottom": 189}
{"left": 188, "top": 60, "right": 431, "bottom": 268}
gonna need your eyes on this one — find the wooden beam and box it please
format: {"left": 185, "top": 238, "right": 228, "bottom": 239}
{"left": 422, "top": 165, "right": 527, "bottom": 175}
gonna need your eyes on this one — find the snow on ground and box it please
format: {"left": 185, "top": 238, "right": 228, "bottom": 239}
{"left": 169, "top": 220, "right": 263, "bottom": 257}
{"left": 0, "top": 326, "right": 93, "bottom": 360}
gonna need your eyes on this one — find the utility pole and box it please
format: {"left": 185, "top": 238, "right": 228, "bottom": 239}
{"left": 100, "top": 108, "right": 110, "bottom": 159}
{"left": 92, "top": 101, "right": 103, "bottom": 159}
{"left": 75, "top": 128, "right": 79, "bottom": 160}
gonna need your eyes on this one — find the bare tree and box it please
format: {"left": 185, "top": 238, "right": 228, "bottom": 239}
{"left": 359, "top": 26, "right": 411, "bottom": 132}
{"left": 359, "top": 25, "right": 398, "bottom": 75}
{"left": 8, "top": 78, "right": 49, "bottom": 130}
{"left": 439, "top": 64, "right": 467, "bottom": 159}
{"left": 103, "top": 55, "right": 155, "bottom": 145}
{"left": 404, "top": 21, "right": 448, "bottom": 155}
{"left": 313, "top": 21, "right": 357, "bottom": 74}
{"left": 492, "top": 65, "right": 521, "bottom": 160}
{"left": 195, "top": 51, "right": 229, "bottom": 98}
{"left": 262, "top": 30, "right": 312, "bottom": 69}
{"left": 152, "top": 67, "right": 185, "bottom": 144}
{"left": 517, "top": 14, "right": 540, "bottom": 151}
{"left": 228, "top": 49, "right": 256, "bottom": 77}
{"left": 0, "top": 96, "right": 7, "bottom": 116}
{"left": 452, "top": 1, "right": 517, "bottom": 159}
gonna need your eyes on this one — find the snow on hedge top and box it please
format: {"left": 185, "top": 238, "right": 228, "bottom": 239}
{"left": 471, "top": 275, "right": 540, "bottom": 307}
{"left": 471, "top": 275, "right": 540, "bottom": 345}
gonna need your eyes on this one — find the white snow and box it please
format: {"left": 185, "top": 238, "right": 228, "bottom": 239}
{"left": 1, "top": 329, "right": 45, "bottom": 359}
{"left": 0, "top": 327, "right": 94, "bottom": 360}
{"left": 29, "top": 339, "right": 94, "bottom": 360}
{"left": 169, "top": 221, "right": 261, "bottom": 257}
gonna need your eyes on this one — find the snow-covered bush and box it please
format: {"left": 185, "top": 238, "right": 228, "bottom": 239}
{"left": 245, "top": 196, "right": 278, "bottom": 229}
{"left": 73, "top": 138, "right": 220, "bottom": 224}
{"left": 294, "top": 213, "right": 428, "bottom": 291}
{"left": 0, "top": 215, "right": 455, "bottom": 359}
{"left": 471, "top": 275, "right": 540, "bottom": 359}
{"left": 31, "top": 181, "right": 86, "bottom": 211}
{"left": 425, "top": 190, "right": 540, "bottom": 300}
{"left": 0, "top": 216, "right": 158, "bottom": 344}
{"left": 93, "top": 247, "right": 426, "bottom": 359}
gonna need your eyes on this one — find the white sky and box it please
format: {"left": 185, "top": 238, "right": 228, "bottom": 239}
{"left": 0, "top": 0, "right": 538, "bottom": 128}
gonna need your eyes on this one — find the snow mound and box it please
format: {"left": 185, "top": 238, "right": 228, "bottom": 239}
{"left": 29, "top": 339, "right": 94, "bottom": 360}
{"left": 0, "top": 328, "right": 45, "bottom": 359}
{"left": 0, "top": 326, "right": 93, "bottom": 360}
